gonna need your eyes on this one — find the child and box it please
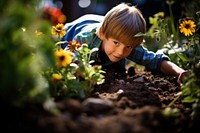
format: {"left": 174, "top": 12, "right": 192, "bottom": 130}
{"left": 61, "top": 3, "right": 186, "bottom": 84}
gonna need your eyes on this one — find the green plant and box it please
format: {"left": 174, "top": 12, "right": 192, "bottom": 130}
{"left": 145, "top": 0, "right": 200, "bottom": 119}
{"left": 161, "top": 2, "right": 200, "bottom": 120}
{"left": 0, "top": 0, "right": 55, "bottom": 106}
{"left": 179, "top": 16, "right": 200, "bottom": 119}
{"left": 0, "top": 0, "right": 105, "bottom": 112}
{"left": 43, "top": 23, "right": 105, "bottom": 99}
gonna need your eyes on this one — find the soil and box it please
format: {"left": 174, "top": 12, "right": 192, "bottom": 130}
{"left": 1, "top": 67, "right": 199, "bottom": 133}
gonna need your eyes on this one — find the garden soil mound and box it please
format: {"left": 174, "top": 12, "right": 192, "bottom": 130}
{"left": 1, "top": 68, "right": 199, "bottom": 133}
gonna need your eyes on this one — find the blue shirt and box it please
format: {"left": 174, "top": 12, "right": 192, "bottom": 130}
{"left": 62, "top": 14, "right": 169, "bottom": 73}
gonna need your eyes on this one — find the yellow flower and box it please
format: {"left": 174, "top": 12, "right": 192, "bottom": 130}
{"left": 179, "top": 19, "right": 196, "bottom": 36}
{"left": 52, "top": 73, "right": 62, "bottom": 81}
{"left": 54, "top": 49, "right": 73, "bottom": 68}
{"left": 52, "top": 23, "right": 66, "bottom": 38}
{"left": 68, "top": 40, "right": 81, "bottom": 52}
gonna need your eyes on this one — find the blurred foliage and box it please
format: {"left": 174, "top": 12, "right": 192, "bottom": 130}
{"left": 0, "top": 0, "right": 105, "bottom": 111}
{"left": 0, "top": 0, "right": 55, "bottom": 105}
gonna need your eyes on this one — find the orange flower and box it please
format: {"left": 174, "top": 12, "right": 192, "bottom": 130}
{"left": 68, "top": 40, "right": 81, "bottom": 52}
{"left": 52, "top": 23, "right": 66, "bottom": 38}
{"left": 54, "top": 49, "right": 73, "bottom": 68}
{"left": 179, "top": 19, "right": 196, "bottom": 36}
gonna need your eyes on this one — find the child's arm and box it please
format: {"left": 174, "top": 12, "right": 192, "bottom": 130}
{"left": 160, "top": 60, "right": 187, "bottom": 84}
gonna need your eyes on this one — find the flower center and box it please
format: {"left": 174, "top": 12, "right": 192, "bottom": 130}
{"left": 185, "top": 24, "right": 190, "bottom": 29}
{"left": 60, "top": 55, "right": 65, "bottom": 61}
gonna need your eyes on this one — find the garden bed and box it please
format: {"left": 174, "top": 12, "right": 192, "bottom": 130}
{"left": 1, "top": 68, "right": 199, "bottom": 133}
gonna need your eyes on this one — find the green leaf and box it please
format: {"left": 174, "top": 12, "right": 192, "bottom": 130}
{"left": 175, "top": 52, "right": 190, "bottom": 62}
{"left": 134, "top": 32, "right": 146, "bottom": 37}
{"left": 182, "top": 96, "right": 196, "bottom": 103}
{"left": 55, "top": 41, "right": 68, "bottom": 46}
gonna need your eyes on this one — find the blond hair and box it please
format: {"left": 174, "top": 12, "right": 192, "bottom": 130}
{"left": 101, "top": 3, "right": 146, "bottom": 46}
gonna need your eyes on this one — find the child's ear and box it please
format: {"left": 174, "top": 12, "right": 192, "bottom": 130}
{"left": 98, "top": 27, "right": 105, "bottom": 40}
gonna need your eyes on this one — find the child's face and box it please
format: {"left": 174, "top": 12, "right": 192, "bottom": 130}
{"left": 101, "top": 37, "right": 136, "bottom": 62}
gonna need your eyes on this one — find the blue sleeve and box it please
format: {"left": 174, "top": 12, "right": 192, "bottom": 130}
{"left": 61, "top": 14, "right": 104, "bottom": 49}
{"left": 128, "top": 45, "right": 170, "bottom": 72}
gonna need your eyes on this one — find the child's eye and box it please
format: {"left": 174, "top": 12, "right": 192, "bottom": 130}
{"left": 126, "top": 45, "right": 133, "bottom": 49}
{"left": 113, "top": 41, "right": 119, "bottom": 46}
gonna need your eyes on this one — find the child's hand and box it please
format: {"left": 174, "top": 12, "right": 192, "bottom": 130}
{"left": 177, "top": 70, "right": 191, "bottom": 85}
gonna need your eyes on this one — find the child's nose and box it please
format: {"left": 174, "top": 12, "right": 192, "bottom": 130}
{"left": 116, "top": 46, "right": 126, "bottom": 56}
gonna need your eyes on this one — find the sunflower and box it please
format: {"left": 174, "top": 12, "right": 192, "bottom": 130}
{"left": 179, "top": 19, "right": 196, "bottom": 36}
{"left": 68, "top": 40, "right": 81, "bottom": 52}
{"left": 54, "top": 49, "right": 73, "bottom": 68}
{"left": 52, "top": 23, "right": 66, "bottom": 38}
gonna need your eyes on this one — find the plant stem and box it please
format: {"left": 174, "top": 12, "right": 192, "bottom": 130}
{"left": 168, "top": 92, "right": 182, "bottom": 107}
{"left": 168, "top": 3, "right": 178, "bottom": 43}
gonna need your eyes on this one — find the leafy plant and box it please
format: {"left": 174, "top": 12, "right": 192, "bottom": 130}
{"left": 180, "top": 16, "right": 200, "bottom": 119}
{"left": 0, "top": 0, "right": 55, "bottom": 106}
{"left": 0, "top": 0, "right": 105, "bottom": 111}
{"left": 43, "top": 23, "right": 105, "bottom": 99}
{"left": 145, "top": 0, "right": 200, "bottom": 120}
{"left": 161, "top": 2, "right": 200, "bottom": 120}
